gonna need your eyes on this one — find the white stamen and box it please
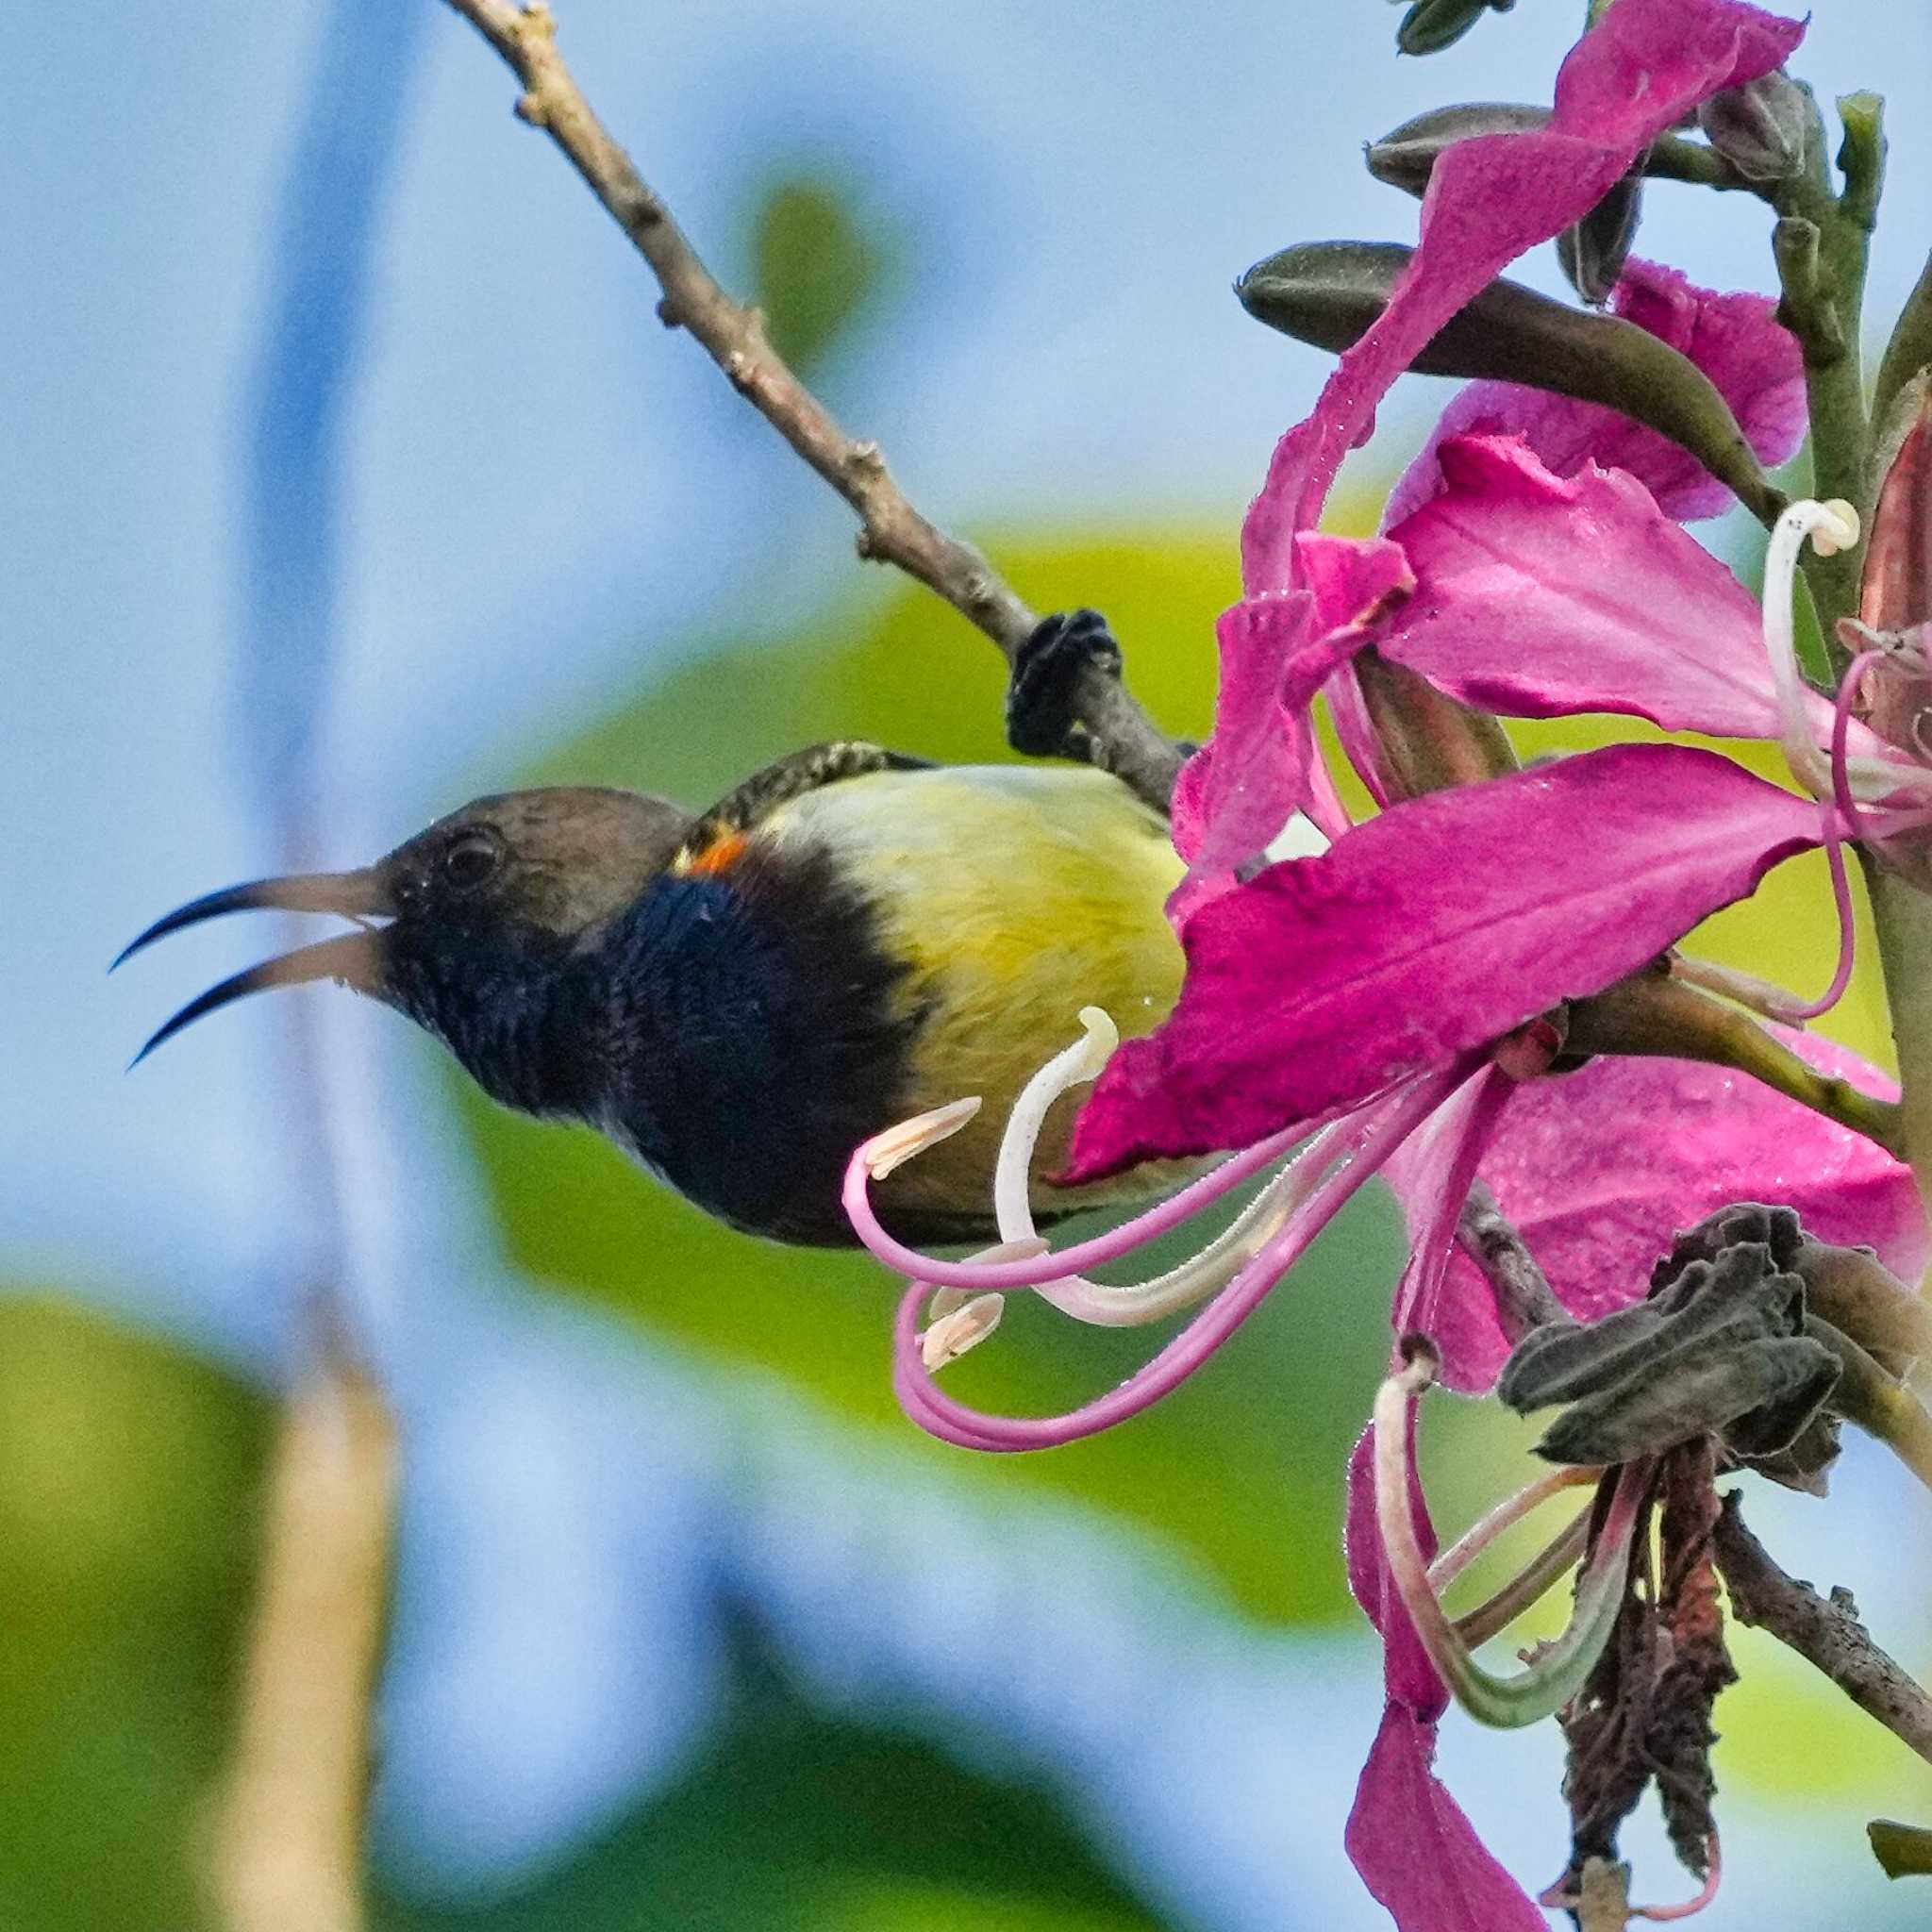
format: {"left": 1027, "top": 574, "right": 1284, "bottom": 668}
{"left": 991, "top": 1007, "right": 1120, "bottom": 1239}
{"left": 1761, "top": 497, "right": 1860, "bottom": 795}
{"left": 983, "top": 1001, "right": 1350, "bottom": 1326}
{"left": 920, "top": 1292, "right": 1005, "bottom": 1370}
{"left": 863, "top": 1095, "right": 983, "bottom": 1179}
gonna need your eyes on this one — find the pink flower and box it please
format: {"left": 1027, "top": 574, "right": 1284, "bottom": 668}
{"left": 837, "top": 0, "right": 1932, "bottom": 1919}
{"left": 1239, "top": 0, "right": 1804, "bottom": 600}
{"left": 1382, "top": 259, "right": 1807, "bottom": 529}
{"left": 1071, "top": 743, "right": 1827, "bottom": 1177}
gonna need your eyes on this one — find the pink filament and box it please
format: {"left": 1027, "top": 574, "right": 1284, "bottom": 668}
{"left": 890, "top": 1065, "right": 1469, "bottom": 1453}
{"left": 1779, "top": 650, "right": 1884, "bottom": 1023}
{"left": 846, "top": 1111, "right": 1328, "bottom": 1293}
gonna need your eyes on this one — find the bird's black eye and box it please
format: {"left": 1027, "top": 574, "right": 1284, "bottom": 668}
{"left": 441, "top": 832, "right": 501, "bottom": 891}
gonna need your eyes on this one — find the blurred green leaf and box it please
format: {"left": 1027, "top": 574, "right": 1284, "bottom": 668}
{"left": 0, "top": 1295, "right": 269, "bottom": 1932}
{"left": 377, "top": 1611, "right": 1163, "bottom": 1931}
{"left": 748, "top": 173, "right": 897, "bottom": 381}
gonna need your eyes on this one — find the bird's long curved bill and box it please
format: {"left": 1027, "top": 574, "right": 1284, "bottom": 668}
{"left": 117, "top": 869, "right": 391, "bottom": 1066}
{"left": 113, "top": 871, "right": 389, "bottom": 970}
{"left": 128, "top": 930, "right": 381, "bottom": 1066}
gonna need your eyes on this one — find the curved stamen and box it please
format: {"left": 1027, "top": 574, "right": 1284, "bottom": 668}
{"left": 991, "top": 1006, "right": 1119, "bottom": 1236}
{"left": 1760, "top": 641, "right": 1932, "bottom": 1025}
{"left": 846, "top": 1054, "right": 1345, "bottom": 1296}
{"left": 972, "top": 1005, "right": 1331, "bottom": 1327}
{"left": 1427, "top": 1465, "right": 1600, "bottom": 1592}
{"left": 1451, "top": 1507, "right": 1591, "bottom": 1650}
{"left": 891, "top": 1064, "right": 1470, "bottom": 1453}
{"left": 1374, "top": 1343, "right": 1652, "bottom": 1728}
{"left": 1761, "top": 498, "right": 1860, "bottom": 798}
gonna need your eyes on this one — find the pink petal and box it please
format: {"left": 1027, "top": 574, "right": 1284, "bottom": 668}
{"left": 1447, "top": 1034, "right": 1931, "bottom": 1327}
{"left": 1385, "top": 1068, "right": 1520, "bottom": 1392}
{"left": 1068, "top": 744, "right": 1822, "bottom": 1177}
{"left": 1241, "top": 0, "right": 1804, "bottom": 593}
{"left": 1345, "top": 1424, "right": 1446, "bottom": 1718}
{"left": 1173, "top": 536, "right": 1411, "bottom": 913}
{"left": 1384, "top": 259, "right": 1807, "bottom": 527}
{"left": 1347, "top": 1705, "right": 1548, "bottom": 1932}
{"left": 1381, "top": 435, "right": 1780, "bottom": 738}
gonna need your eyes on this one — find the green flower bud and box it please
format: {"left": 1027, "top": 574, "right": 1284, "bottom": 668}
{"left": 1365, "top": 103, "right": 1549, "bottom": 196}
{"left": 1394, "top": 0, "right": 1513, "bottom": 57}
{"left": 1696, "top": 71, "right": 1808, "bottom": 183}
{"left": 1235, "top": 241, "right": 1781, "bottom": 524}
{"left": 1556, "top": 175, "right": 1643, "bottom": 308}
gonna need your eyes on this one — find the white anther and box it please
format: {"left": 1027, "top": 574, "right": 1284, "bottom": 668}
{"left": 1762, "top": 498, "right": 1863, "bottom": 796}
{"left": 920, "top": 1291, "right": 1005, "bottom": 1370}
{"left": 862, "top": 1096, "right": 982, "bottom": 1180}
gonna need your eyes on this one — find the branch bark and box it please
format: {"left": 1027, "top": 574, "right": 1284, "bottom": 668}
{"left": 1712, "top": 1491, "right": 1932, "bottom": 1766}
{"left": 211, "top": 1348, "right": 395, "bottom": 1932}
{"left": 441, "top": 0, "right": 1182, "bottom": 801}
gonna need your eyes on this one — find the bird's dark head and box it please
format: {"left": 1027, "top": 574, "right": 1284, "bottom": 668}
{"left": 119, "top": 787, "right": 693, "bottom": 1089}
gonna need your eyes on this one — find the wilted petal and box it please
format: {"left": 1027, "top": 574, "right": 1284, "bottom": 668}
{"left": 1068, "top": 744, "right": 1822, "bottom": 1177}
{"left": 1241, "top": 0, "right": 1805, "bottom": 591}
{"left": 1384, "top": 260, "right": 1806, "bottom": 525}
{"left": 1380, "top": 436, "right": 1830, "bottom": 741}
{"left": 1346, "top": 1705, "right": 1548, "bottom": 1932}
{"left": 1443, "top": 1035, "right": 1930, "bottom": 1329}
{"left": 1173, "top": 535, "right": 1411, "bottom": 911}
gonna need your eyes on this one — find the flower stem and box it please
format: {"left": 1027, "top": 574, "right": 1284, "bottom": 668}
{"left": 1566, "top": 971, "right": 1905, "bottom": 1157}
{"left": 1866, "top": 865, "right": 1932, "bottom": 1228}
{"left": 1808, "top": 1313, "right": 1932, "bottom": 1491}
{"left": 1773, "top": 87, "right": 1881, "bottom": 655}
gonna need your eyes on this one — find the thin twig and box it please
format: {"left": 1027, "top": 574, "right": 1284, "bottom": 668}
{"left": 211, "top": 1348, "right": 396, "bottom": 1932}
{"left": 441, "top": 0, "right": 1181, "bottom": 802}
{"left": 1711, "top": 1491, "right": 1932, "bottom": 1765}
{"left": 1458, "top": 1180, "right": 1567, "bottom": 1342}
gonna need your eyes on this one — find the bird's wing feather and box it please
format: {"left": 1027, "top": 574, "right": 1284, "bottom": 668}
{"left": 674, "top": 741, "right": 934, "bottom": 875}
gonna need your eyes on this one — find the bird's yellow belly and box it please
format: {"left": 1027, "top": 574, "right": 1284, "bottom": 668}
{"left": 763, "top": 765, "right": 1187, "bottom": 1228}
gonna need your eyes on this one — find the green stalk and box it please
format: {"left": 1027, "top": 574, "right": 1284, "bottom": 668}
{"left": 1772, "top": 88, "right": 1882, "bottom": 656}
{"left": 1809, "top": 1314, "right": 1932, "bottom": 1491}
{"left": 1866, "top": 866, "right": 1932, "bottom": 1230}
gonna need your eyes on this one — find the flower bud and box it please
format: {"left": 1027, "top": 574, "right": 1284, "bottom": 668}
{"left": 1236, "top": 242, "right": 1779, "bottom": 522}
{"left": 1395, "top": 0, "right": 1512, "bottom": 58}
{"left": 1849, "top": 386, "right": 1932, "bottom": 761}
{"left": 1696, "top": 71, "right": 1809, "bottom": 184}
{"left": 1365, "top": 103, "right": 1549, "bottom": 198}
{"left": 1863, "top": 387, "right": 1932, "bottom": 637}
{"left": 1557, "top": 175, "right": 1643, "bottom": 308}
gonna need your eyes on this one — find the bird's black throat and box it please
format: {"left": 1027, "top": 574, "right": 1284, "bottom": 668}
{"left": 386, "top": 842, "right": 926, "bottom": 1245}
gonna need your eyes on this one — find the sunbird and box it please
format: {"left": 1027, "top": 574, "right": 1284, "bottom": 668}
{"left": 119, "top": 741, "right": 1186, "bottom": 1245}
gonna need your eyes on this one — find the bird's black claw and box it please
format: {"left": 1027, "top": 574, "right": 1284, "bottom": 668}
{"left": 1007, "top": 608, "right": 1124, "bottom": 760}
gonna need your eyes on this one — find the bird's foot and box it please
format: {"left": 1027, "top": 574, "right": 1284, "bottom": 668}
{"left": 1006, "top": 608, "right": 1124, "bottom": 763}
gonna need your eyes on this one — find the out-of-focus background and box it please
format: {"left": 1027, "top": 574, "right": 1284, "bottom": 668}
{"left": 9, "top": 3, "right": 1932, "bottom": 1926}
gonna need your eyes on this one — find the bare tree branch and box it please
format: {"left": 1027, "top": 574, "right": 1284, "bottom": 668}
{"left": 212, "top": 1350, "right": 395, "bottom": 1932}
{"left": 440, "top": 0, "right": 1183, "bottom": 804}
{"left": 1712, "top": 1491, "right": 1932, "bottom": 1766}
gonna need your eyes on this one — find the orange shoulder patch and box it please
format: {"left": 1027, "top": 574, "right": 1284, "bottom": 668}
{"left": 681, "top": 829, "right": 750, "bottom": 877}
